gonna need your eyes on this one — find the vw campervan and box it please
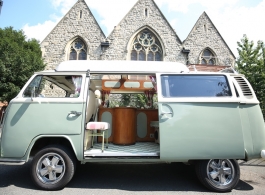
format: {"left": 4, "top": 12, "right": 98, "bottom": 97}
{"left": 0, "top": 60, "right": 265, "bottom": 192}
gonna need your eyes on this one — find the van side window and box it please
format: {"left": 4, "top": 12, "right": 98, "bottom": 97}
{"left": 161, "top": 75, "right": 232, "bottom": 97}
{"left": 23, "top": 75, "right": 82, "bottom": 98}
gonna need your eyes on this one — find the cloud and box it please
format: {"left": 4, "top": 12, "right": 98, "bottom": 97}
{"left": 155, "top": 0, "right": 239, "bottom": 13}
{"left": 155, "top": 0, "right": 265, "bottom": 56}
{"left": 85, "top": 0, "right": 136, "bottom": 35}
{"left": 23, "top": 0, "right": 136, "bottom": 42}
{"left": 23, "top": 20, "right": 58, "bottom": 42}
{"left": 50, "top": 0, "right": 76, "bottom": 14}
{"left": 206, "top": 0, "right": 265, "bottom": 56}
{"left": 169, "top": 18, "right": 178, "bottom": 28}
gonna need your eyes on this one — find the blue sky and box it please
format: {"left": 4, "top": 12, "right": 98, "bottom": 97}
{"left": 0, "top": 0, "right": 264, "bottom": 56}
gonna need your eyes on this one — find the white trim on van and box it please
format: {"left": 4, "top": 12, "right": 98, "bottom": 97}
{"left": 55, "top": 60, "right": 189, "bottom": 74}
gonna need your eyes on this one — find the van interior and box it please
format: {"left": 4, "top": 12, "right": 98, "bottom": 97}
{"left": 84, "top": 74, "right": 160, "bottom": 159}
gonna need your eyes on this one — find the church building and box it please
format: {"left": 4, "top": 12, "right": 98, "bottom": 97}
{"left": 41, "top": 0, "right": 235, "bottom": 72}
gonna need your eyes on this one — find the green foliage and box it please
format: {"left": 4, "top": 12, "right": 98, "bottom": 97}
{"left": 121, "top": 93, "right": 131, "bottom": 107}
{"left": 135, "top": 94, "right": 147, "bottom": 108}
{"left": 236, "top": 35, "right": 265, "bottom": 116}
{"left": 0, "top": 27, "right": 45, "bottom": 102}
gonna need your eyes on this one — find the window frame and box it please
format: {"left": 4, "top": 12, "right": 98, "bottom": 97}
{"left": 68, "top": 38, "right": 87, "bottom": 61}
{"left": 199, "top": 48, "right": 217, "bottom": 65}
{"left": 130, "top": 29, "right": 163, "bottom": 61}
{"left": 156, "top": 73, "right": 240, "bottom": 103}
{"left": 22, "top": 74, "right": 85, "bottom": 99}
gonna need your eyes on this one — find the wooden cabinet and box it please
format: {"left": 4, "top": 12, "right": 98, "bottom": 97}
{"left": 113, "top": 107, "right": 136, "bottom": 145}
{"left": 98, "top": 107, "right": 158, "bottom": 144}
{"left": 136, "top": 109, "right": 158, "bottom": 142}
{"left": 98, "top": 108, "right": 114, "bottom": 142}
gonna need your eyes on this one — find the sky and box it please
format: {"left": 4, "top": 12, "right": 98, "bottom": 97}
{"left": 0, "top": 0, "right": 264, "bottom": 57}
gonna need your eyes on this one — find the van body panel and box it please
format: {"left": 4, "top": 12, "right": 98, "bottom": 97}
{"left": 1, "top": 61, "right": 265, "bottom": 165}
{"left": 239, "top": 104, "right": 265, "bottom": 159}
{"left": 1, "top": 100, "right": 84, "bottom": 158}
{"left": 158, "top": 102, "right": 245, "bottom": 161}
{"left": 25, "top": 134, "right": 84, "bottom": 161}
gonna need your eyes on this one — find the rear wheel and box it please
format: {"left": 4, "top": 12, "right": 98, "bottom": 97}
{"left": 31, "top": 145, "right": 76, "bottom": 190}
{"left": 195, "top": 159, "right": 240, "bottom": 192}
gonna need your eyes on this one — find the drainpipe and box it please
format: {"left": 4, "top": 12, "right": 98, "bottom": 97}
{"left": 182, "top": 48, "right": 190, "bottom": 65}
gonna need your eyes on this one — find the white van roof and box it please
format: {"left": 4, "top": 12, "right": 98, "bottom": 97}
{"left": 55, "top": 60, "right": 189, "bottom": 74}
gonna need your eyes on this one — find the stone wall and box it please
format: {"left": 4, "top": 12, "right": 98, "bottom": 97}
{"left": 183, "top": 12, "right": 235, "bottom": 66}
{"left": 41, "top": 0, "right": 105, "bottom": 70}
{"left": 41, "top": 0, "right": 235, "bottom": 70}
{"left": 101, "top": 0, "right": 186, "bottom": 63}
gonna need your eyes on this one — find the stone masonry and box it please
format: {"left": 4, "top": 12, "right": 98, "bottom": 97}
{"left": 41, "top": 0, "right": 235, "bottom": 69}
{"left": 101, "top": 0, "right": 186, "bottom": 63}
{"left": 41, "top": 0, "right": 105, "bottom": 70}
{"left": 183, "top": 12, "right": 235, "bottom": 66}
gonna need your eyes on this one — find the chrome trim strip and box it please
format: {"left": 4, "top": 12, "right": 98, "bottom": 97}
{"left": 0, "top": 159, "right": 26, "bottom": 165}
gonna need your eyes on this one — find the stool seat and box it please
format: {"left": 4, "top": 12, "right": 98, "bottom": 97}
{"left": 86, "top": 122, "right": 109, "bottom": 130}
{"left": 86, "top": 122, "right": 110, "bottom": 152}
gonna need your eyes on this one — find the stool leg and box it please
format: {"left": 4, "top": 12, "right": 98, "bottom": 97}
{"left": 102, "top": 131, "right": 104, "bottom": 152}
{"left": 106, "top": 129, "right": 108, "bottom": 149}
{"left": 91, "top": 131, "right": 94, "bottom": 148}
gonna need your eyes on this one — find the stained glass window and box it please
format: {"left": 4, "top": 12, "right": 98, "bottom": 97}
{"left": 139, "top": 51, "right": 145, "bottom": 61}
{"left": 69, "top": 49, "right": 77, "bottom": 60}
{"left": 69, "top": 38, "right": 87, "bottom": 60}
{"left": 130, "top": 29, "right": 163, "bottom": 61}
{"left": 131, "top": 50, "right": 137, "bottom": 61}
{"left": 200, "top": 49, "right": 216, "bottom": 65}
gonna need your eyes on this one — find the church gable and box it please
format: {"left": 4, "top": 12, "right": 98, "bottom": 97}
{"left": 101, "top": 0, "right": 185, "bottom": 63}
{"left": 41, "top": 0, "right": 105, "bottom": 70}
{"left": 183, "top": 12, "right": 235, "bottom": 66}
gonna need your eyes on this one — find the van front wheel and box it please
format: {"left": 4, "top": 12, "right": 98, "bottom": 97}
{"left": 31, "top": 145, "right": 76, "bottom": 190}
{"left": 195, "top": 159, "right": 240, "bottom": 192}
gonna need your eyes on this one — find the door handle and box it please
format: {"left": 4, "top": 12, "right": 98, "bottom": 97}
{"left": 68, "top": 111, "right": 82, "bottom": 116}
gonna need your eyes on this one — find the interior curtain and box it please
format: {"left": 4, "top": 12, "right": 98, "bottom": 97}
{"left": 72, "top": 76, "right": 82, "bottom": 97}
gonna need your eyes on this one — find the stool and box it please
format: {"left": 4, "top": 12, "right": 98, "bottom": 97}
{"left": 86, "top": 122, "right": 110, "bottom": 152}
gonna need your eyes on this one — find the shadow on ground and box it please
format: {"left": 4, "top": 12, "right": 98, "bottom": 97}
{"left": 0, "top": 160, "right": 253, "bottom": 192}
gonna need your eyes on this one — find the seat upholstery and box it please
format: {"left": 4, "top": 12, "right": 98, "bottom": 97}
{"left": 85, "top": 122, "right": 110, "bottom": 152}
{"left": 86, "top": 122, "right": 110, "bottom": 130}
{"left": 86, "top": 91, "right": 96, "bottom": 123}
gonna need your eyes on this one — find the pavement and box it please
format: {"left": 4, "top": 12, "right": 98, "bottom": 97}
{"left": 0, "top": 159, "right": 265, "bottom": 195}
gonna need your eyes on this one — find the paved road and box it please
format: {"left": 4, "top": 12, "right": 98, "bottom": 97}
{"left": 0, "top": 159, "right": 265, "bottom": 195}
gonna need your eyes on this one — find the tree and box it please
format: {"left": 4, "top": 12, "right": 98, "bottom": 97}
{"left": 0, "top": 27, "right": 45, "bottom": 102}
{"left": 236, "top": 35, "right": 265, "bottom": 116}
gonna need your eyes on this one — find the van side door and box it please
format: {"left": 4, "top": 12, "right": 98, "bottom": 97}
{"left": 156, "top": 73, "right": 245, "bottom": 161}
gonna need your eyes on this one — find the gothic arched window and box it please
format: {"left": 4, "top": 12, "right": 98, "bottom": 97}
{"left": 130, "top": 29, "right": 163, "bottom": 61}
{"left": 200, "top": 49, "right": 216, "bottom": 65}
{"left": 69, "top": 38, "right": 87, "bottom": 60}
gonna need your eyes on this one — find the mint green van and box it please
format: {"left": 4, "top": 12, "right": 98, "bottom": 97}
{"left": 1, "top": 60, "right": 265, "bottom": 192}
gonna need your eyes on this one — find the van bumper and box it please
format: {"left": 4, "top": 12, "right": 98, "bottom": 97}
{"left": 261, "top": 150, "right": 265, "bottom": 159}
{"left": 0, "top": 158, "right": 26, "bottom": 165}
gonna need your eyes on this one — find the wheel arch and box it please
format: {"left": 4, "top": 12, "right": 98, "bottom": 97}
{"left": 25, "top": 135, "right": 82, "bottom": 162}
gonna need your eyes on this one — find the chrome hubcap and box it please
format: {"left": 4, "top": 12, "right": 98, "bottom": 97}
{"left": 207, "top": 159, "right": 235, "bottom": 188}
{"left": 36, "top": 153, "right": 65, "bottom": 184}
